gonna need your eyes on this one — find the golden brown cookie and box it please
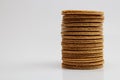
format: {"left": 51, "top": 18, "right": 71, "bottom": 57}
{"left": 63, "top": 18, "right": 104, "bottom": 23}
{"left": 63, "top": 16, "right": 104, "bottom": 19}
{"left": 62, "top": 46, "right": 103, "bottom": 51}
{"left": 63, "top": 60, "right": 104, "bottom": 65}
{"left": 62, "top": 63, "right": 103, "bottom": 70}
{"left": 62, "top": 39, "right": 103, "bottom": 43}
{"left": 62, "top": 53, "right": 103, "bottom": 58}
{"left": 62, "top": 57, "right": 103, "bottom": 62}
{"left": 62, "top": 10, "right": 104, "bottom": 15}
{"left": 62, "top": 35, "right": 103, "bottom": 39}
{"left": 62, "top": 27, "right": 103, "bottom": 32}
{"left": 62, "top": 43, "right": 103, "bottom": 47}
{"left": 63, "top": 17, "right": 104, "bottom": 20}
{"left": 62, "top": 23, "right": 103, "bottom": 27}
{"left": 62, "top": 50, "right": 103, "bottom": 54}
{"left": 61, "top": 31, "right": 103, "bottom": 36}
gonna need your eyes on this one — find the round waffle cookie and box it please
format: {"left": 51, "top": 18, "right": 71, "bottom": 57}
{"left": 62, "top": 57, "right": 103, "bottom": 62}
{"left": 63, "top": 15, "right": 104, "bottom": 19}
{"left": 62, "top": 43, "right": 103, "bottom": 47}
{"left": 62, "top": 16, "right": 103, "bottom": 23}
{"left": 62, "top": 35, "right": 103, "bottom": 39}
{"left": 62, "top": 46, "right": 103, "bottom": 51}
{"left": 62, "top": 23, "right": 103, "bottom": 27}
{"left": 62, "top": 53, "right": 103, "bottom": 58}
{"left": 63, "top": 19, "right": 103, "bottom": 23}
{"left": 63, "top": 60, "right": 104, "bottom": 66}
{"left": 62, "top": 27, "right": 103, "bottom": 31}
{"left": 62, "top": 47, "right": 103, "bottom": 51}
{"left": 61, "top": 31, "right": 102, "bottom": 36}
{"left": 62, "top": 39, "right": 103, "bottom": 43}
{"left": 62, "top": 10, "right": 104, "bottom": 15}
{"left": 62, "top": 63, "right": 103, "bottom": 70}
{"left": 62, "top": 50, "right": 103, "bottom": 54}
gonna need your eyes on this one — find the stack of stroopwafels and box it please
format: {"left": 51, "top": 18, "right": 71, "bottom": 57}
{"left": 61, "top": 10, "right": 104, "bottom": 70}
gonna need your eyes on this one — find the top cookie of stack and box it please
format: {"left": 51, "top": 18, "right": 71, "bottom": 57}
{"left": 61, "top": 10, "right": 104, "bottom": 70}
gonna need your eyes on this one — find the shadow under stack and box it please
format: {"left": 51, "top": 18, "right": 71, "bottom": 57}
{"left": 61, "top": 10, "right": 104, "bottom": 70}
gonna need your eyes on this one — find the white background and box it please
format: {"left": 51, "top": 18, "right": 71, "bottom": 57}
{"left": 0, "top": 0, "right": 120, "bottom": 80}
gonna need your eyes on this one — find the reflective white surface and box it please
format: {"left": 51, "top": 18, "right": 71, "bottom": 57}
{"left": 0, "top": 60, "right": 120, "bottom": 80}
{"left": 62, "top": 68, "right": 104, "bottom": 80}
